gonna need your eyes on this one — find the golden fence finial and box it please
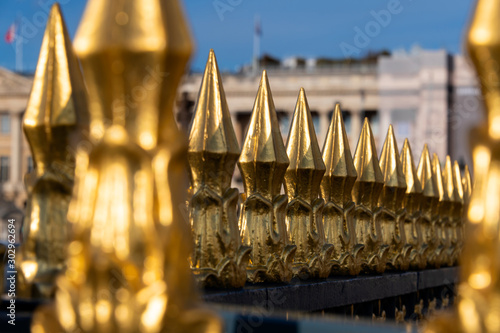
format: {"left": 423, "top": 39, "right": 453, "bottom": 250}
{"left": 19, "top": 3, "right": 88, "bottom": 299}
{"left": 285, "top": 88, "right": 333, "bottom": 279}
{"left": 188, "top": 49, "right": 250, "bottom": 288}
{"left": 238, "top": 70, "right": 296, "bottom": 283}
{"left": 452, "top": 160, "right": 465, "bottom": 264}
{"left": 417, "top": 145, "right": 441, "bottom": 268}
{"left": 424, "top": 0, "right": 499, "bottom": 330}
{"left": 378, "top": 125, "right": 410, "bottom": 270}
{"left": 32, "top": 1, "right": 221, "bottom": 332}
{"left": 400, "top": 139, "right": 426, "bottom": 270}
{"left": 352, "top": 118, "right": 387, "bottom": 273}
{"left": 321, "top": 104, "right": 363, "bottom": 275}
{"left": 462, "top": 165, "right": 472, "bottom": 205}
{"left": 435, "top": 154, "right": 454, "bottom": 267}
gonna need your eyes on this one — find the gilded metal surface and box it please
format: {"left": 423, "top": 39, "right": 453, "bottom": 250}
{"left": 451, "top": 160, "right": 464, "bottom": 264}
{"left": 352, "top": 118, "right": 387, "bottom": 273}
{"left": 321, "top": 104, "right": 363, "bottom": 275}
{"left": 433, "top": 154, "right": 454, "bottom": 267}
{"left": 238, "top": 70, "right": 296, "bottom": 283}
{"left": 425, "top": 1, "right": 500, "bottom": 330}
{"left": 462, "top": 165, "right": 472, "bottom": 206}
{"left": 188, "top": 50, "right": 250, "bottom": 288}
{"left": 284, "top": 88, "right": 333, "bottom": 279}
{"left": 377, "top": 125, "right": 410, "bottom": 270}
{"left": 417, "top": 145, "right": 442, "bottom": 268}
{"left": 400, "top": 139, "right": 426, "bottom": 270}
{"left": 31, "top": 1, "right": 221, "bottom": 332}
{"left": 18, "top": 4, "right": 88, "bottom": 299}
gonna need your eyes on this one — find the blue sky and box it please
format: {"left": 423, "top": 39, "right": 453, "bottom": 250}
{"left": 0, "top": 0, "right": 476, "bottom": 73}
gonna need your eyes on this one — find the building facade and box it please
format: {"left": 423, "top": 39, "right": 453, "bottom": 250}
{"left": 0, "top": 48, "right": 483, "bottom": 214}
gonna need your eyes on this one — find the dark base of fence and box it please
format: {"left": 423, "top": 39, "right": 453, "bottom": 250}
{"left": 0, "top": 267, "right": 458, "bottom": 332}
{"left": 203, "top": 267, "right": 458, "bottom": 314}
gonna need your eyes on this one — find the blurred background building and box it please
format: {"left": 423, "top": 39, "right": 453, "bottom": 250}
{"left": 178, "top": 47, "right": 482, "bottom": 187}
{"left": 0, "top": 0, "right": 480, "bottom": 239}
{"left": 0, "top": 47, "right": 483, "bottom": 216}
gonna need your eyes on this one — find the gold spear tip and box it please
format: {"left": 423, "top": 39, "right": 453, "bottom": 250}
{"left": 442, "top": 155, "right": 459, "bottom": 203}
{"left": 400, "top": 139, "right": 422, "bottom": 194}
{"left": 417, "top": 144, "right": 438, "bottom": 199}
{"left": 25, "top": 2, "right": 85, "bottom": 128}
{"left": 286, "top": 88, "right": 325, "bottom": 172}
{"left": 432, "top": 153, "right": 449, "bottom": 202}
{"left": 239, "top": 69, "right": 287, "bottom": 164}
{"left": 322, "top": 103, "right": 356, "bottom": 179}
{"left": 379, "top": 125, "right": 406, "bottom": 189}
{"left": 352, "top": 118, "right": 383, "bottom": 184}
{"left": 320, "top": 103, "right": 356, "bottom": 204}
{"left": 453, "top": 160, "right": 464, "bottom": 203}
{"left": 238, "top": 68, "right": 288, "bottom": 197}
{"left": 285, "top": 88, "right": 325, "bottom": 201}
{"left": 188, "top": 49, "right": 239, "bottom": 155}
{"left": 463, "top": 164, "right": 473, "bottom": 202}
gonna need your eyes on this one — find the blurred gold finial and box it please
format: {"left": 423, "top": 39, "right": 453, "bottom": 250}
{"left": 19, "top": 3, "right": 88, "bottom": 298}
{"left": 321, "top": 104, "right": 363, "bottom": 275}
{"left": 423, "top": 1, "right": 500, "bottom": 330}
{"left": 466, "top": 0, "right": 500, "bottom": 140}
{"left": 352, "top": 118, "right": 387, "bottom": 273}
{"left": 400, "top": 139, "right": 426, "bottom": 270}
{"left": 285, "top": 88, "right": 333, "bottom": 279}
{"left": 238, "top": 70, "right": 296, "bottom": 283}
{"left": 378, "top": 125, "right": 410, "bottom": 270}
{"left": 32, "top": 1, "right": 221, "bottom": 332}
{"left": 417, "top": 145, "right": 441, "bottom": 268}
{"left": 188, "top": 49, "right": 250, "bottom": 288}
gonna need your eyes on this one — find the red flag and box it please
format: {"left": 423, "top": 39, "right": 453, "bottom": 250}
{"left": 5, "top": 23, "right": 16, "bottom": 44}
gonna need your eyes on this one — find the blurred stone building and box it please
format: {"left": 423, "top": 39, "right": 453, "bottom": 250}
{"left": 178, "top": 48, "right": 482, "bottom": 186}
{"left": 0, "top": 48, "right": 483, "bottom": 223}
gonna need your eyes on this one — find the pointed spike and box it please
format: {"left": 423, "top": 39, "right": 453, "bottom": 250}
{"left": 20, "top": 3, "right": 89, "bottom": 298}
{"left": 417, "top": 144, "right": 439, "bottom": 199}
{"left": 352, "top": 118, "right": 384, "bottom": 208}
{"left": 188, "top": 50, "right": 240, "bottom": 195}
{"left": 24, "top": 3, "right": 88, "bottom": 175}
{"left": 442, "top": 155, "right": 458, "bottom": 203}
{"left": 285, "top": 88, "right": 326, "bottom": 202}
{"left": 379, "top": 125, "right": 407, "bottom": 189}
{"left": 189, "top": 50, "right": 239, "bottom": 155}
{"left": 321, "top": 104, "right": 357, "bottom": 206}
{"left": 453, "top": 160, "right": 464, "bottom": 204}
{"left": 238, "top": 70, "right": 289, "bottom": 199}
{"left": 400, "top": 139, "right": 422, "bottom": 195}
{"left": 432, "top": 153, "right": 449, "bottom": 202}
{"left": 378, "top": 125, "right": 407, "bottom": 211}
{"left": 400, "top": 139, "right": 422, "bottom": 215}
{"left": 462, "top": 165, "right": 473, "bottom": 203}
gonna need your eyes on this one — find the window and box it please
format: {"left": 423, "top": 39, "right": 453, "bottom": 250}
{"left": 343, "top": 111, "right": 352, "bottom": 135}
{"left": 0, "top": 114, "right": 10, "bottom": 134}
{"left": 391, "top": 109, "right": 416, "bottom": 141}
{"left": 0, "top": 156, "right": 9, "bottom": 182}
{"left": 27, "top": 156, "right": 34, "bottom": 173}
{"left": 311, "top": 111, "right": 320, "bottom": 137}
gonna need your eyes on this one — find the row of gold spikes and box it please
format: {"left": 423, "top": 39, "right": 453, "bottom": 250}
{"left": 187, "top": 50, "right": 473, "bottom": 287}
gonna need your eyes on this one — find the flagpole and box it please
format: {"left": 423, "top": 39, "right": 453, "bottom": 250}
{"left": 15, "top": 15, "right": 22, "bottom": 73}
{"left": 253, "top": 14, "right": 260, "bottom": 76}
